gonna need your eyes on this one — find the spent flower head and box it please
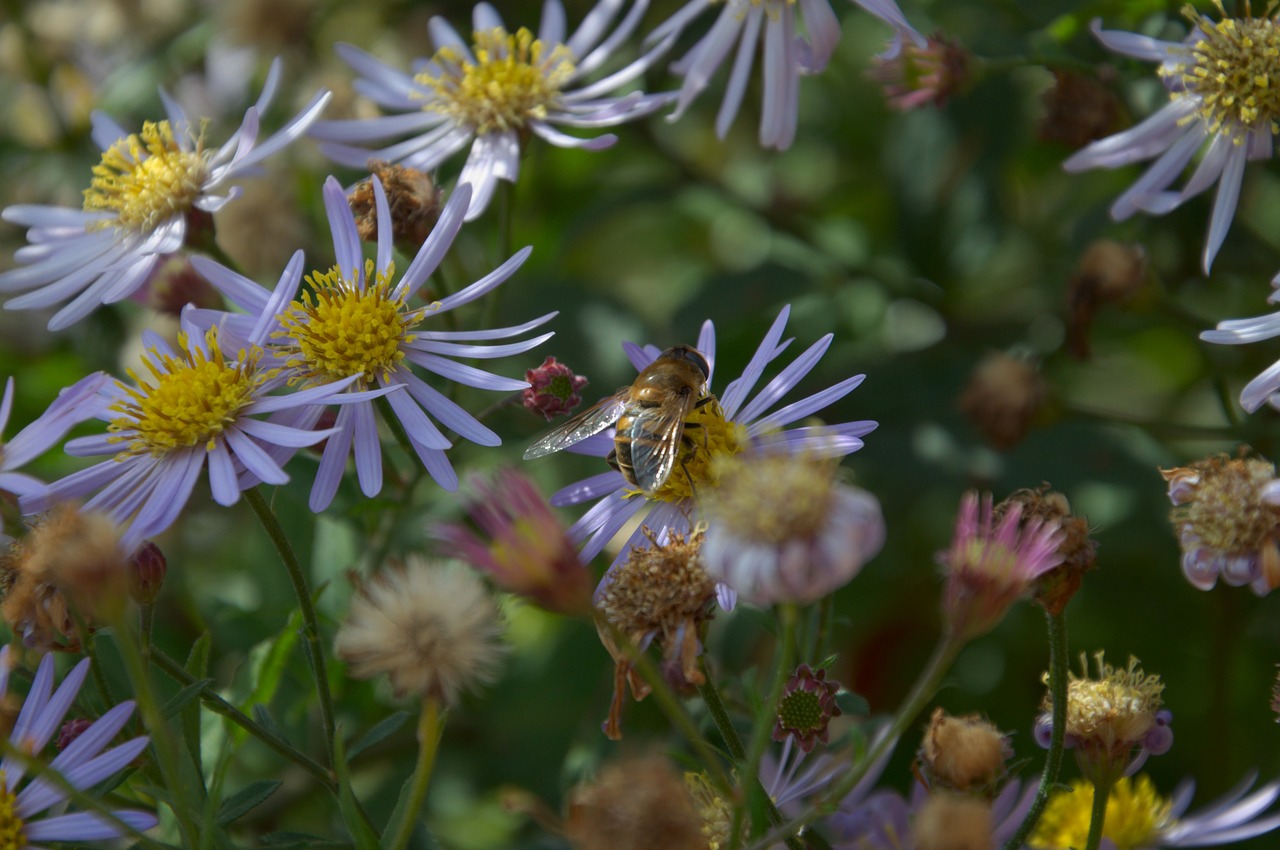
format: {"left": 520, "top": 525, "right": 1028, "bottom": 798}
{"left": 772, "top": 663, "right": 842, "bottom": 753}
{"left": 335, "top": 556, "right": 505, "bottom": 704}
{"left": 868, "top": 32, "right": 970, "bottom": 111}
{"left": 917, "top": 708, "right": 1012, "bottom": 795}
{"left": 1063, "top": 4, "right": 1280, "bottom": 272}
{"left": 995, "top": 486, "right": 1098, "bottom": 615}
{"left": 0, "top": 59, "right": 329, "bottom": 329}
{"left": 1161, "top": 454, "right": 1280, "bottom": 595}
{"left": 565, "top": 753, "right": 705, "bottom": 850}
{"left": 348, "top": 161, "right": 441, "bottom": 252}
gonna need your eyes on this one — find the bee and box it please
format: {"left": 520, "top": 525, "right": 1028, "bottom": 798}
{"left": 523, "top": 345, "right": 712, "bottom": 493}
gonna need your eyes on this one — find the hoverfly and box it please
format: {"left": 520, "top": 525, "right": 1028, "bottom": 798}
{"left": 523, "top": 345, "right": 712, "bottom": 493}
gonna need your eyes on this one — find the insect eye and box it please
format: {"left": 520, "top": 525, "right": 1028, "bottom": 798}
{"left": 669, "top": 346, "right": 710, "bottom": 381}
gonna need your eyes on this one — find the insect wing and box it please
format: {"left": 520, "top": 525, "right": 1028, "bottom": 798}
{"left": 523, "top": 392, "right": 629, "bottom": 459}
{"left": 626, "top": 396, "right": 699, "bottom": 492}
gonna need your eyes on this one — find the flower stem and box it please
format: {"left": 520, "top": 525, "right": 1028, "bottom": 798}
{"left": 386, "top": 697, "right": 445, "bottom": 850}
{"left": 1001, "top": 608, "right": 1069, "bottom": 850}
{"left": 1084, "top": 775, "right": 1113, "bottom": 850}
{"left": 244, "top": 486, "right": 337, "bottom": 766}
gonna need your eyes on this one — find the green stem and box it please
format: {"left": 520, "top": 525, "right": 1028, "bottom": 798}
{"left": 1000, "top": 609, "right": 1069, "bottom": 850}
{"left": 386, "top": 697, "right": 445, "bottom": 850}
{"left": 1084, "top": 775, "right": 1113, "bottom": 850}
{"left": 243, "top": 487, "right": 336, "bottom": 766}
{"left": 748, "top": 634, "right": 966, "bottom": 850}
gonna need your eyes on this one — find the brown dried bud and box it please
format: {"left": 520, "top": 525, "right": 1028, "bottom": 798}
{"left": 565, "top": 754, "right": 706, "bottom": 850}
{"left": 918, "top": 708, "right": 1011, "bottom": 794}
{"left": 56, "top": 717, "right": 94, "bottom": 751}
{"left": 1067, "top": 240, "right": 1148, "bottom": 359}
{"left": 912, "top": 792, "right": 995, "bottom": 850}
{"left": 996, "top": 486, "right": 1098, "bottom": 615}
{"left": 1038, "top": 69, "right": 1122, "bottom": 149}
{"left": 350, "top": 160, "right": 442, "bottom": 253}
{"left": 957, "top": 353, "right": 1046, "bottom": 450}
{"left": 129, "top": 541, "right": 167, "bottom": 605}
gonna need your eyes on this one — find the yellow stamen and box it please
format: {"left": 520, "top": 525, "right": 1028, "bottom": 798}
{"left": 276, "top": 259, "right": 429, "bottom": 385}
{"left": 415, "top": 27, "right": 575, "bottom": 134}
{"left": 0, "top": 770, "right": 26, "bottom": 850}
{"left": 641, "top": 399, "right": 748, "bottom": 504}
{"left": 82, "top": 120, "right": 209, "bottom": 232}
{"left": 1030, "top": 776, "right": 1171, "bottom": 850}
{"left": 109, "top": 328, "right": 264, "bottom": 457}
{"left": 1050, "top": 652, "right": 1164, "bottom": 750}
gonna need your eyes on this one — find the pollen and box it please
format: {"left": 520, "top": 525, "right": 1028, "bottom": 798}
{"left": 82, "top": 120, "right": 209, "bottom": 232}
{"left": 1052, "top": 652, "right": 1164, "bottom": 752}
{"left": 0, "top": 771, "right": 26, "bottom": 850}
{"left": 416, "top": 27, "right": 575, "bottom": 135}
{"left": 1030, "top": 775, "right": 1170, "bottom": 850}
{"left": 1166, "top": 2, "right": 1280, "bottom": 138}
{"left": 645, "top": 398, "right": 748, "bottom": 504}
{"left": 109, "top": 328, "right": 263, "bottom": 457}
{"left": 277, "top": 259, "right": 425, "bottom": 385}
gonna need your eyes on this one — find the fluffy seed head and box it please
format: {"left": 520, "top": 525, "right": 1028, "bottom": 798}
{"left": 565, "top": 754, "right": 706, "bottom": 850}
{"left": 917, "top": 708, "right": 1012, "bottom": 794}
{"left": 913, "top": 793, "right": 995, "bottom": 850}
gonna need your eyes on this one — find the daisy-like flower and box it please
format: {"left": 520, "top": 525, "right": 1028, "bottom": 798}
{"left": 1063, "top": 5, "right": 1280, "bottom": 273}
{"left": 0, "top": 58, "right": 330, "bottom": 330}
{"left": 1201, "top": 279, "right": 1280, "bottom": 412}
{"left": 191, "top": 176, "right": 554, "bottom": 507}
{"left": 648, "top": 0, "right": 924, "bottom": 149}
{"left": 1160, "top": 454, "right": 1280, "bottom": 595}
{"left": 1029, "top": 772, "right": 1280, "bottom": 850}
{"left": 1, "top": 372, "right": 110, "bottom": 499}
{"left": 542, "top": 304, "right": 876, "bottom": 583}
{"left": 309, "top": 0, "right": 676, "bottom": 221}
{"left": 937, "top": 491, "right": 1064, "bottom": 641}
{"left": 0, "top": 646, "right": 157, "bottom": 843}
{"left": 20, "top": 309, "right": 362, "bottom": 552}
{"left": 773, "top": 664, "right": 842, "bottom": 753}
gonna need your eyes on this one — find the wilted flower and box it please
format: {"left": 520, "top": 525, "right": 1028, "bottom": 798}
{"left": 701, "top": 452, "right": 885, "bottom": 606}
{"left": 348, "top": 160, "right": 441, "bottom": 251}
{"left": 0, "top": 647, "right": 158, "bottom": 841}
{"left": 523, "top": 356, "right": 589, "bottom": 420}
{"left": 868, "top": 32, "right": 969, "bottom": 111}
{"left": 436, "top": 468, "right": 592, "bottom": 616}
{"left": 1038, "top": 69, "right": 1122, "bottom": 149}
{"left": 938, "top": 491, "right": 1064, "bottom": 640}
{"left": 1066, "top": 240, "right": 1148, "bottom": 359}
{"left": 917, "top": 708, "right": 1011, "bottom": 795}
{"left": 595, "top": 526, "right": 715, "bottom": 739}
{"left": 649, "top": 0, "right": 924, "bottom": 149}
{"left": 1062, "top": 7, "right": 1280, "bottom": 273}
{"left": 565, "top": 754, "right": 705, "bottom": 850}
{"left": 191, "top": 177, "right": 554, "bottom": 505}
{"left": 1030, "top": 772, "right": 1280, "bottom": 850}
{"left": 311, "top": 0, "right": 675, "bottom": 220}
{"left": 957, "top": 353, "right": 1046, "bottom": 451}
{"left": 0, "top": 372, "right": 110, "bottom": 499}
{"left": 336, "top": 556, "right": 505, "bottom": 704}
{"left": 1161, "top": 454, "right": 1280, "bottom": 595}
{"left": 1036, "top": 652, "right": 1171, "bottom": 787}
{"left": 773, "top": 663, "right": 842, "bottom": 753}
{"left": 0, "top": 58, "right": 330, "bottom": 329}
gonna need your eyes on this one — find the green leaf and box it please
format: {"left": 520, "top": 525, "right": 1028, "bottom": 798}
{"left": 334, "top": 733, "right": 380, "bottom": 850}
{"left": 835, "top": 691, "right": 870, "bottom": 717}
{"left": 182, "top": 633, "right": 211, "bottom": 777}
{"left": 161, "top": 678, "right": 214, "bottom": 721}
{"left": 216, "top": 779, "right": 282, "bottom": 826}
{"left": 347, "top": 711, "right": 410, "bottom": 761}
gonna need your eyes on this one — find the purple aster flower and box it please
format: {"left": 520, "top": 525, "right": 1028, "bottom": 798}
{"left": 0, "top": 58, "right": 330, "bottom": 330}
{"left": 772, "top": 664, "right": 842, "bottom": 753}
{"left": 0, "top": 372, "right": 110, "bottom": 499}
{"left": 309, "top": 0, "right": 676, "bottom": 221}
{"left": 1031, "top": 772, "right": 1280, "bottom": 849}
{"left": 542, "top": 304, "right": 876, "bottom": 594}
{"left": 190, "top": 176, "right": 554, "bottom": 506}
{"left": 20, "top": 309, "right": 361, "bottom": 551}
{"left": 648, "top": 0, "right": 923, "bottom": 149}
{"left": 0, "top": 646, "right": 158, "bottom": 843}
{"left": 1063, "top": 9, "right": 1280, "bottom": 273}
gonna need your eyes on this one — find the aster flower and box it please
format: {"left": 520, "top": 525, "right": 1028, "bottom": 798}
{"left": 191, "top": 177, "right": 554, "bottom": 506}
{"left": 1160, "top": 454, "right": 1280, "bottom": 595}
{"left": 0, "top": 372, "right": 110, "bottom": 499}
{"left": 0, "top": 58, "right": 330, "bottom": 330}
{"left": 701, "top": 451, "right": 885, "bottom": 605}
{"left": 773, "top": 664, "right": 842, "bottom": 753}
{"left": 868, "top": 32, "right": 970, "bottom": 112}
{"left": 309, "top": 0, "right": 676, "bottom": 220}
{"left": 648, "top": 0, "right": 924, "bottom": 149}
{"left": 1029, "top": 772, "right": 1280, "bottom": 850}
{"left": 19, "top": 310, "right": 362, "bottom": 552}
{"left": 1062, "top": 6, "right": 1280, "bottom": 273}
{"left": 335, "top": 556, "right": 505, "bottom": 704}
{"left": 542, "top": 304, "right": 877, "bottom": 583}
{"left": 0, "top": 646, "right": 158, "bottom": 843}
{"left": 435, "top": 468, "right": 592, "bottom": 616}
{"left": 1201, "top": 280, "right": 1280, "bottom": 412}
{"left": 937, "top": 491, "right": 1064, "bottom": 640}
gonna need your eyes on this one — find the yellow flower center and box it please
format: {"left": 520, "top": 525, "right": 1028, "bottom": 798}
{"left": 1168, "top": 456, "right": 1280, "bottom": 555}
{"left": 1051, "top": 652, "right": 1164, "bottom": 749}
{"left": 0, "top": 771, "right": 26, "bottom": 850}
{"left": 276, "top": 260, "right": 428, "bottom": 385}
{"left": 1166, "top": 2, "right": 1280, "bottom": 138}
{"left": 1030, "top": 776, "right": 1171, "bottom": 850}
{"left": 109, "top": 328, "right": 264, "bottom": 457}
{"left": 684, "top": 772, "right": 732, "bottom": 850}
{"left": 641, "top": 399, "right": 749, "bottom": 504}
{"left": 707, "top": 453, "right": 835, "bottom": 543}
{"left": 415, "top": 27, "right": 575, "bottom": 134}
{"left": 82, "top": 120, "right": 208, "bottom": 232}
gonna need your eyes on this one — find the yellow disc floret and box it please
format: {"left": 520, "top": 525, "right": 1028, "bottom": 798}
{"left": 1030, "top": 775, "right": 1171, "bottom": 850}
{"left": 0, "top": 771, "right": 26, "bottom": 850}
{"left": 644, "top": 398, "right": 748, "bottom": 504}
{"left": 109, "top": 328, "right": 262, "bottom": 457}
{"left": 1165, "top": 2, "right": 1280, "bottom": 138}
{"left": 83, "top": 120, "right": 209, "bottom": 232}
{"left": 1052, "top": 652, "right": 1164, "bottom": 752}
{"left": 416, "top": 27, "right": 575, "bottom": 134}
{"left": 277, "top": 259, "right": 426, "bottom": 386}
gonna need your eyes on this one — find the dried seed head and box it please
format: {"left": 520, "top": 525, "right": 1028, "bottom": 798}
{"left": 918, "top": 708, "right": 1011, "bottom": 794}
{"left": 957, "top": 353, "right": 1046, "bottom": 450}
{"left": 565, "top": 754, "right": 706, "bottom": 850}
